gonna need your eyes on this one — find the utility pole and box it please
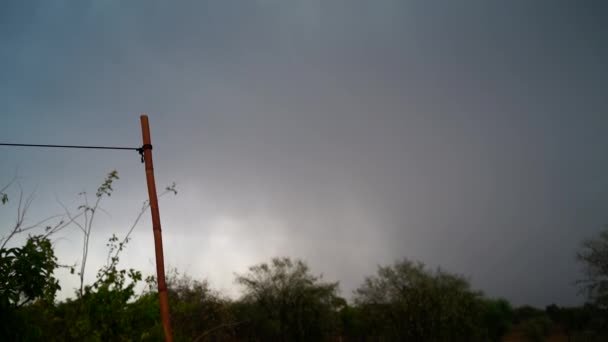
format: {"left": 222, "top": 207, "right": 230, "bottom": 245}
{"left": 140, "top": 114, "right": 173, "bottom": 342}
{"left": 0, "top": 115, "right": 175, "bottom": 341}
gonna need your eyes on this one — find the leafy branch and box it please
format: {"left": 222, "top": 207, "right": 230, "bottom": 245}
{"left": 56, "top": 170, "right": 177, "bottom": 298}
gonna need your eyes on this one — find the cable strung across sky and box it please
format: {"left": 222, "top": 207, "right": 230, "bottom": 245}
{"left": 1, "top": 115, "right": 173, "bottom": 340}
{"left": 0, "top": 142, "right": 152, "bottom": 162}
{"left": 0, "top": 142, "right": 138, "bottom": 151}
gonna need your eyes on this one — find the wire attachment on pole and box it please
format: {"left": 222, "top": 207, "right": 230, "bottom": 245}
{"left": 137, "top": 144, "right": 153, "bottom": 163}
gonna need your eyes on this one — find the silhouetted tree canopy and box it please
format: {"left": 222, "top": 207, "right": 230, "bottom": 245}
{"left": 235, "top": 257, "right": 341, "bottom": 341}
{"left": 4, "top": 175, "right": 608, "bottom": 341}
{"left": 578, "top": 228, "right": 608, "bottom": 308}
{"left": 354, "top": 258, "right": 487, "bottom": 341}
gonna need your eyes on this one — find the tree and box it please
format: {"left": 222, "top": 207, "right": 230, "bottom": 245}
{"left": 519, "top": 316, "right": 552, "bottom": 342}
{"left": 545, "top": 304, "right": 594, "bottom": 339}
{"left": 54, "top": 172, "right": 177, "bottom": 341}
{"left": 481, "top": 298, "right": 513, "bottom": 341}
{"left": 0, "top": 171, "right": 177, "bottom": 341}
{"left": 0, "top": 236, "right": 60, "bottom": 307}
{"left": 575, "top": 228, "right": 608, "bottom": 338}
{"left": 235, "top": 257, "right": 341, "bottom": 341}
{"left": 0, "top": 178, "right": 71, "bottom": 340}
{"left": 0, "top": 236, "right": 61, "bottom": 341}
{"left": 354, "top": 258, "right": 487, "bottom": 341}
{"left": 578, "top": 228, "right": 608, "bottom": 308}
{"left": 136, "top": 269, "right": 238, "bottom": 342}
{"left": 56, "top": 235, "right": 145, "bottom": 341}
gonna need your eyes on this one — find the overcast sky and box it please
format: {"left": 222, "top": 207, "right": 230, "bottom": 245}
{"left": 1, "top": 1, "right": 608, "bottom": 307}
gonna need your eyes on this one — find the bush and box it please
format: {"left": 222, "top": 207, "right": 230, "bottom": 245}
{"left": 354, "top": 259, "right": 487, "bottom": 341}
{"left": 520, "top": 316, "right": 551, "bottom": 342}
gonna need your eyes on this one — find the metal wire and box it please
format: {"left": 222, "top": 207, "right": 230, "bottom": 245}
{"left": 0, "top": 143, "right": 138, "bottom": 151}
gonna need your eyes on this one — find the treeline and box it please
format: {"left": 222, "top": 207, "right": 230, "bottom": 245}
{"left": 2, "top": 172, "right": 608, "bottom": 341}
{"left": 2, "top": 244, "right": 608, "bottom": 341}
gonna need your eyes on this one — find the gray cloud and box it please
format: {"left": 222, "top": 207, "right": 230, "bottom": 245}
{"left": 1, "top": 1, "right": 607, "bottom": 306}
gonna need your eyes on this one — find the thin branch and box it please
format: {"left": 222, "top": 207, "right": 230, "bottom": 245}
{"left": 56, "top": 198, "right": 86, "bottom": 234}
{"left": 0, "top": 175, "right": 16, "bottom": 200}
{"left": 19, "top": 214, "right": 64, "bottom": 232}
{"left": 16, "top": 184, "right": 23, "bottom": 228}
{"left": 110, "top": 188, "right": 175, "bottom": 267}
{"left": 98, "top": 187, "right": 176, "bottom": 286}
{"left": 43, "top": 212, "right": 84, "bottom": 239}
{"left": 1, "top": 186, "right": 80, "bottom": 249}
{"left": 1, "top": 186, "right": 26, "bottom": 250}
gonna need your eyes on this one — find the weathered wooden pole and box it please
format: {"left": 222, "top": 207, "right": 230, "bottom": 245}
{"left": 140, "top": 114, "right": 173, "bottom": 342}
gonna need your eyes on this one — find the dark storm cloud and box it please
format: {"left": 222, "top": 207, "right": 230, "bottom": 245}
{"left": 1, "top": 1, "right": 607, "bottom": 305}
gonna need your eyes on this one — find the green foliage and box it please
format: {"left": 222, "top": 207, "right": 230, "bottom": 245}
{"left": 235, "top": 257, "right": 342, "bottom": 341}
{"left": 95, "top": 170, "right": 119, "bottom": 198}
{"left": 162, "top": 270, "right": 236, "bottom": 341}
{"left": 513, "top": 305, "right": 546, "bottom": 324}
{"left": 568, "top": 225, "right": 608, "bottom": 339}
{"left": 481, "top": 298, "right": 513, "bottom": 341}
{"left": 336, "top": 302, "right": 366, "bottom": 339}
{"left": 0, "top": 235, "right": 60, "bottom": 307}
{"left": 556, "top": 304, "right": 608, "bottom": 340}
{"left": 9, "top": 170, "right": 608, "bottom": 341}
{"left": 520, "top": 315, "right": 551, "bottom": 342}
{"left": 0, "top": 171, "right": 184, "bottom": 341}
{"left": 0, "top": 235, "right": 60, "bottom": 341}
{"left": 354, "top": 258, "right": 487, "bottom": 341}
{"left": 43, "top": 234, "right": 145, "bottom": 341}
{"left": 0, "top": 179, "right": 9, "bottom": 205}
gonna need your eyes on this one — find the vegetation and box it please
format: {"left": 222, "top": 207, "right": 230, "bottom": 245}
{"left": 578, "top": 227, "right": 608, "bottom": 309}
{"left": 234, "top": 257, "right": 341, "bottom": 341}
{"left": 354, "top": 259, "right": 486, "bottom": 341}
{"left": 1, "top": 174, "right": 608, "bottom": 341}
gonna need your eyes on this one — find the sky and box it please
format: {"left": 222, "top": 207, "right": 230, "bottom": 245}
{"left": 1, "top": 0, "right": 607, "bottom": 307}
